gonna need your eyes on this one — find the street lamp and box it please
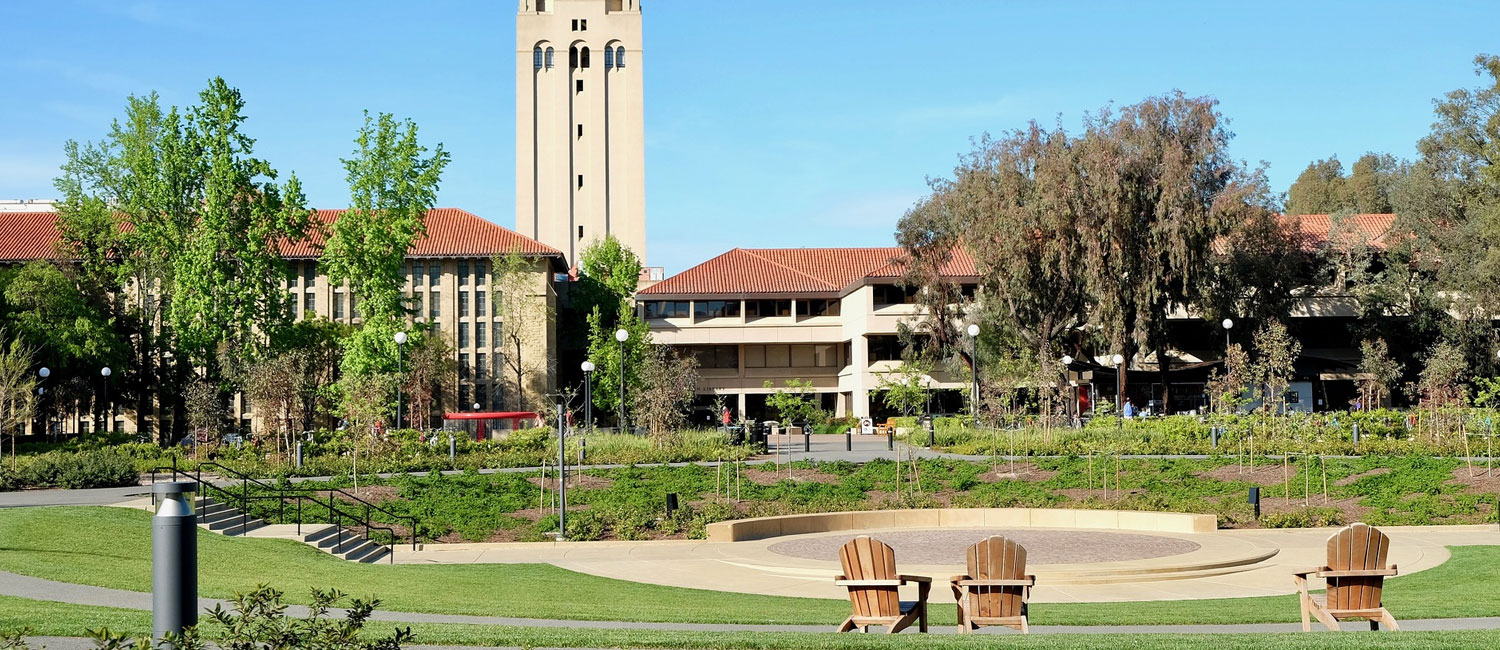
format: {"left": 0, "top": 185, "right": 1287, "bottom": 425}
{"left": 615, "top": 328, "right": 629, "bottom": 433}
{"left": 100, "top": 366, "right": 112, "bottom": 434}
{"left": 394, "top": 331, "right": 408, "bottom": 430}
{"left": 1060, "top": 355, "right": 1074, "bottom": 424}
{"left": 580, "top": 360, "right": 595, "bottom": 431}
{"left": 38, "top": 367, "right": 49, "bottom": 439}
{"left": 966, "top": 324, "right": 981, "bottom": 423}
{"left": 1222, "top": 318, "right": 1234, "bottom": 353}
{"left": 1110, "top": 354, "right": 1124, "bottom": 419}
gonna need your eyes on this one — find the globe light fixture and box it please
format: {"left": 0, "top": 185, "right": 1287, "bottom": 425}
{"left": 394, "top": 331, "right": 408, "bottom": 345}
{"left": 1222, "top": 318, "right": 1234, "bottom": 330}
{"left": 966, "top": 323, "right": 980, "bottom": 337}
{"left": 614, "top": 329, "right": 629, "bottom": 431}
{"left": 580, "top": 360, "right": 595, "bottom": 430}
{"left": 1060, "top": 355, "right": 1073, "bottom": 366}
{"left": 615, "top": 328, "right": 629, "bottom": 343}
{"left": 581, "top": 360, "right": 595, "bottom": 372}
{"left": 1111, "top": 354, "right": 1124, "bottom": 366}
{"left": 100, "top": 367, "right": 111, "bottom": 377}
{"left": 38, "top": 367, "right": 50, "bottom": 379}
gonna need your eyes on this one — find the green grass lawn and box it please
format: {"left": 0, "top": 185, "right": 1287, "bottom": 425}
{"left": 4, "top": 594, "right": 1500, "bottom": 650}
{"left": 1, "top": 507, "right": 1497, "bottom": 627}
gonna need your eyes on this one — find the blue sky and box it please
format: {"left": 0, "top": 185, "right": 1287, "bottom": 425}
{"left": 2, "top": 1, "right": 1497, "bottom": 273}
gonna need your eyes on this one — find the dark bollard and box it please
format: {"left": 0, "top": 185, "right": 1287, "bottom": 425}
{"left": 887, "top": 426, "right": 894, "bottom": 451}
{"left": 294, "top": 440, "right": 303, "bottom": 468}
{"left": 1248, "top": 487, "right": 1261, "bottom": 520}
{"left": 153, "top": 481, "right": 198, "bottom": 646}
{"left": 924, "top": 416, "right": 935, "bottom": 448}
{"left": 846, "top": 427, "right": 852, "bottom": 452}
{"left": 666, "top": 492, "right": 679, "bottom": 515}
{"left": 803, "top": 424, "right": 811, "bottom": 453}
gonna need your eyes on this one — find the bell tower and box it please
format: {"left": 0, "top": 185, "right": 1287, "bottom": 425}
{"left": 516, "top": 0, "right": 646, "bottom": 264}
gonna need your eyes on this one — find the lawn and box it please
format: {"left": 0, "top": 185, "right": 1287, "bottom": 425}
{"left": 2, "top": 506, "right": 1499, "bottom": 627}
{"left": 4, "top": 594, "right": 1500, "bottom": 649}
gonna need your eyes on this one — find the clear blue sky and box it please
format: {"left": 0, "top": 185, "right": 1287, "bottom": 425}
{"left": 2, "top": 1, "right": 1497, "bottom": 273}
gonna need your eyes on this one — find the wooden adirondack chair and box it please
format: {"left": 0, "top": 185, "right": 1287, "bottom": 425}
{"left": 949, "top": 535, "right": 1036, "bottom": 633}
{"left": 1292, "top": 522, "right": 1400, "bottom": 631}
{"left": 833, "top": 536, "right": 931, "bottom": 633}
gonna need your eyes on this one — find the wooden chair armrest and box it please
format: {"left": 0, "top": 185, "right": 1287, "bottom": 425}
{"left": 956, "top": 577, "right": 1036, "bottom": 587}
{"left": 835, "top": 579, "right": 905, "bottom": 587}
{"left": 1317, "top": 568, "right": 1399, "bottom": 578}
{"left": 948, "top": 575, "right": 970, "bottom": 585}
{"left": 1291, "top": 566, "right": 1329, "bottom": 577}
{"left": 834, "top": 575, "right": 846, "bottom": 581}
{"left": 897, "top": 574, "right": 932, "bottom": 584}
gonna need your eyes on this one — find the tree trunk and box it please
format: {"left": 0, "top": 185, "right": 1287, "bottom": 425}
{"left": 1158, "top": 345, "right": 1172, "bottom": 415}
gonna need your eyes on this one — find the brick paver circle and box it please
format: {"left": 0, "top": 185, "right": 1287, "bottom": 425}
{"left": 767, "top": 528, "right": 1201, "bottom": 565}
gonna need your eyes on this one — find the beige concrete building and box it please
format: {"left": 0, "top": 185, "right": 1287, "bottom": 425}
{"left": 634, "top": 247, "right": 979, "bottom": 420}
{"left": 516, "top": 0, "right": 646, "bottom": 264}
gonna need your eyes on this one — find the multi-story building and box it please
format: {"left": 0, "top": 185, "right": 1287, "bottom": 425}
{"left": 0, "top": 207, "right": 564, "bottom": 436}
{"left": 634, "top": 247, "right": 978, "bottom": 420}
{"left": 516, "top": 0, "right": 646, "bottom": 264}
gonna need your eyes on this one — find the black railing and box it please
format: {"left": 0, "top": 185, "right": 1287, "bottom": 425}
{"left": 149, "top": 459, "right": 419, "bottom": 563}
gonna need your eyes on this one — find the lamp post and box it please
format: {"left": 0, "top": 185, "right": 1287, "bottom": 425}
{"left": 394, "top": 331, "right": 407, "bottom": 430}
{"left": 921, "top": 374, "right": 934, "bottom": 447}
{"left": 38, "top": 367, "right": 49, "bottom": 439}
{"left": 615, "top": 328, "right": 629, "bottom": 433}
{"left": 966, "top": 324, "right": 980, "bottom": 422}
{"left": 1111, "top": 353, "right": 1124, "bottom": 414}
{"left": 100, "top": 366, "right": 112, "bottom": 434}
{"left": 1222, "top": 318, "right": 1234, "bottom": 353}
{"left": 1060, "top": 355, "right": 1074, "bottom": 424}
{"left": 580, "top": 360, "right": 595, "bottom": 431}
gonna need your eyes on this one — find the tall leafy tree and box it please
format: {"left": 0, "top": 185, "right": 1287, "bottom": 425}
{"left": 493, "top": 250, "right": 554, "bottom": 410}
{"left": 1285, "top": 157, "right": 1347, "bottom": 216}
{"left": 586, "top": 306, "right": 650, "bottom": 424}
{"left": 321, "top": 111, "right": 449, "bottom": 383}
{"left": 1074, "top": 92, "right": 1271, "bottom": 410}
{"left": 576, "top": 234, "right": 642, "bottom": 328}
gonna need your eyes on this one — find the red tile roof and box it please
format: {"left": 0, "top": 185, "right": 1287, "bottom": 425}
{"left": 638, "top": 247, "right": 978, "bottom": 297}
{"left": 1284, "top": 213, "right": 1395, "bottom": 251}
{"left": 0, "top": 208, "right": 561, "bottom": 262}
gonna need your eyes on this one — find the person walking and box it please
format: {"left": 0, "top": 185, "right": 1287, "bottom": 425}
{"left": 1122, "top": 398, "right": 1136, "bottom": 419}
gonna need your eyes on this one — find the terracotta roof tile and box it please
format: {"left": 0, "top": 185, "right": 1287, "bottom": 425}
{"left": 639, "top": 246, "right": 978, "bottom": 297}
{"left": 1284, "top": 213, "right": 1396, "bottom": 251}
{"left": 0, "top": 208, "right": 560, "bottom": 263}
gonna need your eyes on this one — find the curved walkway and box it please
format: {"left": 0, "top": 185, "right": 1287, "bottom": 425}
{"left": 5, "top": 569, "right": 1500, "bottom": 635}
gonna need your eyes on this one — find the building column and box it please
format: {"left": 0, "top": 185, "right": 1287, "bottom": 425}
{"left": 851, "top": 336, "right": 871, "bottom": 418}
{"left": 736, "top": 392, "right": 747, "bottom": 421}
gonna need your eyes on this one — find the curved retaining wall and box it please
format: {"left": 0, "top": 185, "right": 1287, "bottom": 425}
{"left": 705, "top": 508, "right": 1217, "bottom": 543}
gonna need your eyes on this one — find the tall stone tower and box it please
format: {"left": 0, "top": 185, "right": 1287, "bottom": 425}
{"left": 516, "top": 0, "right": 645, "bottom": 265}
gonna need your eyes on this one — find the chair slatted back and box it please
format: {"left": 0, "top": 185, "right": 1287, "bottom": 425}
{"left": 838, "top": 536, "right": 901, "bottom": 618}
{"left": 1326, "top": 523, "right": 1391, "bottom": 611}
{"left": 965, "top": 535, "right": 1027, "bottom": 619}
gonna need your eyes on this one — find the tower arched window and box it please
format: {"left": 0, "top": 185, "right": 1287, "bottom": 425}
{"left": 544, "top": 47, "right": 555, "bottom": 69}
{"left": 604, "top": 46, "right": 614, "bottom": 69}
{"left": 580, "top": 47, "right": 591, "bottom": 69}
{"left": 615, "top": 47, "right": 626, "bottom": 68}
{"left": 533, "top": 47, "right": 543, "bottom": 70}
{"left": 569, "top": 45, "right": 578, "bottom": 69}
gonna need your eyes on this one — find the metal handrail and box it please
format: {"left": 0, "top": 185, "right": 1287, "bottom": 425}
{"left": 149, "top": 460, "right": 418, "bottom": 562}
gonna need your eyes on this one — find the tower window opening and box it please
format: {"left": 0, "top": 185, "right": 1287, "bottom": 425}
{"left": 604, "top": 47, "right": 614, "bottom": 69}
{"left": 545, "top": 47, "right": 555, "bottom": 69}
{"left": 571, "top": 19, "right": 578, "bottom": 31}
{"left": 533, "top": 47, "right": 543, "bottom": 70}
{"left": 577, "top": 124, "right": 583, "bottom": 138}
{"left": 536, "top": 0, "right": 548, "bottom": 11}
{"left": 615, "top": 47, "right": 626, "bottom": 68}
{"left": 576, "top": 79, "right": 583, "bottom": 92}
{"left": 580, "top": 47, "right": 591, "bottom": 68}
{"left": 577, "top": 174, "right": 584, "bottom": 188}
{"left": 578, "top": 226, "right": 584, "bottom": 239}
{"left": 580, "top": 19, "right": 587, "bottom": 30}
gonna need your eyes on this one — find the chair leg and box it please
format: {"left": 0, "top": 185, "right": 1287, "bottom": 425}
{"left": 1380, "top": 609, "right": 1400, "bottom": 632}
{"left": 1300, "top": 597, "right": 1311, "bottom": 632}
{"left": 1310, "top": 606, "right": 1340, "bottom": 632}
{"left": 1370, "top": 620, "right": 1379, "bottom": 631}
{"left": 836, "top": 617, "right": 856, "bottom": 633}
{"left": 919, "top": 601, "right": 928, "bottom": 633}
{"left": 1020, "top": 615, "right": 1030, "bottom": 635}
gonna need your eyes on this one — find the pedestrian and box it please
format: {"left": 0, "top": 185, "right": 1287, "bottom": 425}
{"left": 1122, "top": 398, "right": 1136, "bottom": 419}
{"left": 721, "top": 405, "right": 732, "bottom": 430}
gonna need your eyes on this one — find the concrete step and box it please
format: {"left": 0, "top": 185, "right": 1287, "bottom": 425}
{"left": 352, "top": 545, "right": 391, "bottom": 564}
{"left": 217, "top": 518, "right": 268, "bottom": 537}
{"left": 338, "top": 540, "right": 387, "bottom": 563}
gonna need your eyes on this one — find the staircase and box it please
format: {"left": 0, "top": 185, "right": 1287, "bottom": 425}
{"left": 190, "top": 497, "right": 392, "bottom": 563}
{"left": 194, "top": 497, "right": 267, "bottom": 536}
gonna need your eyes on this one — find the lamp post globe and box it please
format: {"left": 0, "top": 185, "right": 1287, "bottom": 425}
{"left": 581, "top": 360, "right": 595, "bottom": 372}
{"left": 966, "top": 323, "right": 980, "bottom": 337}
{"left": 1111, "top": 354, "right": 1123, "bottom": 366}
{"left": 1060, "top": 355, "right": 1073, "bottom": 366}
{"left": 472, "top": 402, "right": 481, "bottom": 411}
{"left": 38, "top": 367, "right": 49, "bottom": 379}
{"left": 1222, "top": 318, "right": 1233, "bottom": 330}
{"left": 614, "top": 329, "right": 629, "bottom": 432}
{"left": 100, "top": 367, "right": 111, "bottom": 377}
{"left": 615, "top": 328, "right": 629, "bottom": 343}
{"left": 393, "top": 331, "right": 408, "bottom": 429}
{"left": 580, "top": 360, "right": 595, "bottom": 430}
{"left": 1221, "top": 318, "right": 1234, "bottom": 352}
{"left": 394, "top": 331, "right": 408, "bottom": 345}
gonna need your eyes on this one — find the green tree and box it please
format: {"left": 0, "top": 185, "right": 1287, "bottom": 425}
{"left": 577, "top": 234, "right": 643, "bottom": 322}
{"left": 764, "top": 378, "right": 823, "bottom": 426}
{"left": 493, "top": 250, "right": 554, "bottom": 410}
{"left": 893, "top": 194, "right": 977, "bottom": 374}
{"left": 403, "top": 333, "right": 457, "bottom": 430}
{"left": 1285, "top": 157, "right": 1346, "bottom": 215}
{"left": 323, "top": 111, "right": 449, "bottom": 382}
{"left": 1076, "top": 92, "right": 1272, "bottom": 411}
{"left": 1356, "top": 338, "right": 1403, "bottom": 409}
{"left": 1251, "top": 320, "right": 1301, "bottom": 415}
{"left": 878, "top": 362, "right": 930, "bottom": 418}
{"left": 586, "top": 307, "right": 651, "bottom": 426}
{"left": 0, "top": 334, "right": 37, "bottom": 470}
{"left": 633, "top": 344, "right": 700, "bottom": 442}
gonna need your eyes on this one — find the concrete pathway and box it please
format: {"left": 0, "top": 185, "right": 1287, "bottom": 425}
{"left": 8, "top": 570, "right": 1500, "bottom": 638}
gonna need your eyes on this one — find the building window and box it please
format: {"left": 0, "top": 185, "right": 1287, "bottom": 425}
{"left": 476, "top": 353, "right": 487, "bottom": 378}
{"left": 604, "top": 47, "right": 614, "bottom": 69}
{"left": 580, "top": 19, "right": 587, "bottom": 30}
{"left": 533, "top": 46, "right": 543, "bottom": 70}
{"left": 577, "top": 174, "right": 584, "bottom": 188}
{"left": 476, "top": 386, "right": 489, "bottom": 410}
{"left": 571, "top": 19, "right": 578, "bottom": 30}
{"left": 493, "top": 321, "right": 502, "bottom": 346}
{"left": 873, "top": 284, "right": 919, "bottom": 306}
{"left": 302, "top": 262, "right": 315, "bottom": 288}
{"left": 577, "top": 124, "right": 584, "bottom": 138}
{"left": 428, "top": 263, "right": 439, "bottom": 287}
{"left": 576, "top": 79, "right": 583, "bottom": 93}
{"left": 460, "top": 292, "right": 470, "bottom": 317}
{"left": 459, "top": 260, "right": 469, "bottom": 286}
{"left": 413, "top": 262, "right": 424, "bottom": 287}
{"left": 460, "top": 353, "right": 470, "bottom": 379}
{"left": 694, "top": 300, "right": 741, "bottom": 320}
{"left": 476, "top": 291, "right": 487, "bottom": 317}
{"left": 303, "top": 291, "right": 315, "bottom": 314}
{"left": 868, "top": 335, "right": 903, "bottom": 362}
{"left": 350, "top": 294, "right": 360, "bottom": 320}
{"left": 746, "top": 300, "right": 792, "bottom": 318}
{"left": 615, "top": 46, "right": 625, "bottom": 68}
{"left": 476, "top": 319, "right": 487, "bottom": 348}
{"left": 333, "top": 292, "right": 345, "bottom": 319}
{"left": 430, "top": 292, "right": 440, "bottom": 318}
{"left": 475, "top": 260, "right": 487, "bottom": 286}
{"left": 459, "top": 384, "right": 469, "bottom": 409}
{"left": 689, "top": 345, "right": 738, "bottom": 369}
{"left": 569, "top": 46, "right": 578, "bottom": 69}
{"left": 644, "top": 301, "right": 690, "bottom": 319}
{"left": 545, "top": 47, "right": 555, "bottom": 69}
{"left": 578, "top": 225, "right": 583, "bottom": 239}
{"left": 581, "top": 47, "right": 590, "bottom": 68}
{"left": 765, "top": 344, "right": 790, "bottom": 368}
{"left": 800, "top": 298, "right": 841, "bottom": 317}
{"left": 459, "top": 323, "right": 469, "bottom": 348}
